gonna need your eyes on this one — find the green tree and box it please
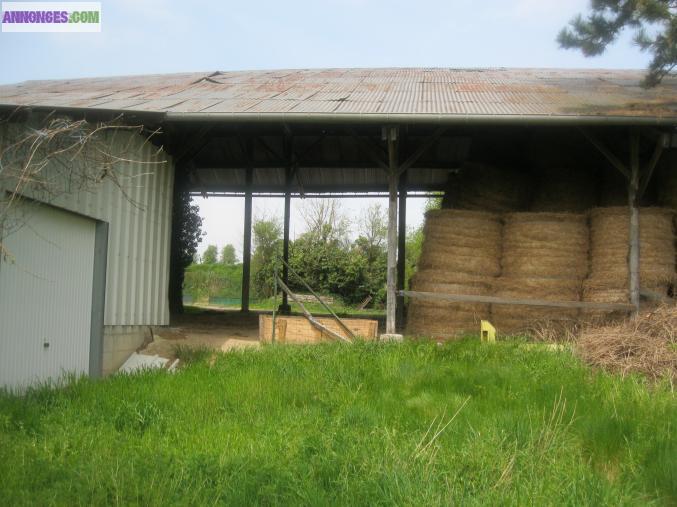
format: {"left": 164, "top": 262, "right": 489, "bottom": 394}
{"left": 220, "top": 244, "right": 238, "bottom": 265}
{"left": 168, "top": 191, "right": 205, "bottom": 314}
{"left": 558, "top": 1, "right": 677, "bottom": 87}
{"left": 202, "top": 244, "right": 218, "bottom": 264}
{"left": 251, "top": 218, "right": 282, "bottom": 298}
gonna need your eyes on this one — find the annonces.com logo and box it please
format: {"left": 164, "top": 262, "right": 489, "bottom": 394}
{"left": 2, "top": 2, "right": 101, "bottom": 32}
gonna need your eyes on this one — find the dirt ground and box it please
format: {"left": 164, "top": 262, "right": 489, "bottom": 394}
{"left": 140, "top": 309, "right": 262, "bottom": 360}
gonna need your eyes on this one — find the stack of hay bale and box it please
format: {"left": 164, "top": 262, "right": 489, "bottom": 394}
{"left": 443, "top": 162, "right": 530, "bottom": 212}
{"left": 406, "top": 209, "right": 501, "bottom": 339}
{"left": 492, "top": 213, "right": 589, "bottom": 332}
{"left": 583, "top": 207, "right": 676, "bottom": 316}
{"left": 656, "top": 152, "right": 677, "bottom": 210}
{"left": 530, "top": 167, "right": 597, "bottom": 212}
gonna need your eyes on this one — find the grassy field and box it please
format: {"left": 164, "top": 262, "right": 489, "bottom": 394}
{"left": 0, "top": 339, "right": 675, "bottom": 505}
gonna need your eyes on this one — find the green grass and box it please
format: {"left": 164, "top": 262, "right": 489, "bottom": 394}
{"left": 0, "top": 339, "right": 675, "bottom": 505}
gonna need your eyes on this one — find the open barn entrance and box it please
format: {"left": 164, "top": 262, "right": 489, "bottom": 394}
{"left": 163, "top": 117, "right": 675, "bottom": 344}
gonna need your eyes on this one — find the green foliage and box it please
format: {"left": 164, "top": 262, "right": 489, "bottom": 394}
{"left": 183, "top": 262, "right": 242, "bottom": 300}
{"left": 251, "top": 218, "right": 283, "bottom": 298}
{"left": 169, "top": 192, "right": 205, "bottom": 313}
{"left": 201, "top": 244, "right": 218, "bottom": 264}
{"left": 558, "top": 0, "right": 676, "bottom": 87}
{"left": 0, "top": 341, "right": 675, "bottom": 504}
{"left": 220, "top": 244, "right": 238, "bottom": 265}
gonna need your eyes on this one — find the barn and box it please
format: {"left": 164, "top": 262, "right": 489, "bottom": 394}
{"left": 0, "top": 68, "right": 675, "bottom": 388}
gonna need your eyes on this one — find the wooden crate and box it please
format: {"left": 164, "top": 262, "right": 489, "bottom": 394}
{"left": 259, "top": 315, "right": 378, "bottom": 343}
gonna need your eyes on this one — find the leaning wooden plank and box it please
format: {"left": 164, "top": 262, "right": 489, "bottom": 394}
{"left": 277, "top": 277, "right": 351, "bottom": 343}
{"left": 400, "top": 290, "right": 634, "bottom": 311}
{"left": 281, "top": 259, "right": 356, "bottom": 340}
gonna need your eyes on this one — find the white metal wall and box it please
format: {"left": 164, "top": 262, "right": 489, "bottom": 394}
{"left": 0, "top": 201, "right": 96, "bottom": 388}
{"left": 1, "top": 126, "right": 174, "bottom": 327}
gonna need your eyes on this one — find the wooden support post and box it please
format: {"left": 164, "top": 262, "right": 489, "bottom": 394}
{"left": 396, "top": 170, "right": 407, "bottom": 330}
{"left": 385, "top": 127, "right": 399, "bottom": 336}
{"left": 279, "top": 165, "right": 292, "bottom": 314}
{"left": 241, "top": 165, "right": 253, "bottom": 312}
{"left": 628, "top": 132, "right": 641, "bottom": 312}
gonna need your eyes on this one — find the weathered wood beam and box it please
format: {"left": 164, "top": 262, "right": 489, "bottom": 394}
{"left": 241, "top": 140, "right": 253, "bottom": 312}
{"left": 580, "top": 128, "right": 630, "bottom": 179}
{"left": 638, "top": 133, "right": 668, "bottom": 198}
{"left": 385, "top": 126, "right": 399, "bottom": 335}
{"left": 396, "top": 170, "right": 407, "bottom": 330}
{"left": 400, "top": 290, "right": 634, "bottom": 311}
{"left": 628, "top": 132, "right": 641, "bottom": 312}
{"left": 397, "top": 127, "right": 447, "bottom": 175}
{"left": 276, "top": 277, "right": 351, "bottom": 343}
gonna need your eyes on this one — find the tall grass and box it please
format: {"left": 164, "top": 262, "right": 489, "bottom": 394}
{"left": 0, "top": 339, "right": 674, "bottom": 505}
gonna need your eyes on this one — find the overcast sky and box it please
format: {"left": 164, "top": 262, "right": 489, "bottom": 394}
{"left": 0, "top": 0, "right": 652, "bottom": 258}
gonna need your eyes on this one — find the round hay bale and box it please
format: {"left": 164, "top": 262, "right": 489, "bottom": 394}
{"left": 501, "top": 212, "right": 589, "bottom": 280}
{"left": 446, "top": 162, "right": 530, "bottom": 212}
{"left": 491, "top": 276, "right": 581, "bottom": 331}
{"left": 406, "top": 271, "right": 492, "bottom": 339}
{"left": 530, "top": 167, "right": 597, "bottom": 212}
{"left": 588, "top": 207, "right": 676, "bottom": 290}
{"left": 656, "top": 151, "right": 677, "bottom": 210}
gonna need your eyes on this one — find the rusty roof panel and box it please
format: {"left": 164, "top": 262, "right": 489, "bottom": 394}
{"left": 0, "top": 68, "right": 675, "bottom": 121}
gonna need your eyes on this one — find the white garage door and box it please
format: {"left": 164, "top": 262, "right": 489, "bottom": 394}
{"left": 0, "top": 201, "right": 97, "bottom": 390}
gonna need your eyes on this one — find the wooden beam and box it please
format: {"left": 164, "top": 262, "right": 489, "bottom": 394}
{"left": 348, "top": 129, "right": 389, "bottom": 171}
{"left": 580, "top": 128, "right": 630, "bottom": 179}
{"left": 628, "top": 132, "right": 641, "bottom": 312}
{"left": 241, "top": 141, "right": 253, "bottom": 312}
{"left": 396, "top": 170, "right": 407, "bottom": 330}
{"left": 280, "top": 258, "right": 356, "bottom": 340}
{"left": 400, "top": 290, "right": 634, "bottom": 312}
{"left": 638, "top": 133, "right": 667, "bottom": 198}
{"left": 276, "top": 277, "right": 351, "bottom": 342}
{"left": 385, "top": 126, "right": 399, "bottom": 335}
{"left": 397, "top": 127, "right": 446, "bottom": 175}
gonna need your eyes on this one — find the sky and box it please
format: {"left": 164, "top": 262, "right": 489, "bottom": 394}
{"left": 0, "top": 0, "right": 653, "bottom": 258}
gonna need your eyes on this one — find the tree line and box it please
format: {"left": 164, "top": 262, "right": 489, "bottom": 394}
{"left": 182, "top": 200, "right": 431, "bottom": 309}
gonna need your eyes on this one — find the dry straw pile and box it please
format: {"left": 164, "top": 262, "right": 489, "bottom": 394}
{"left": 530, "top": 167, "right": 597, "bottom": 213}
{"left": 448, "top": 163, "right": 530, "bottom": 213}
{"left": 493, "top": 212, "right": 588, "bottom": 332}
{"left": 576, "top": 304, "right": 677, "bottom": 381}
{"left": 407, "top": 210, "right": 501, "bottom": 339}
{"left": 583, "top": 207, "right": 676, "bottom": 314}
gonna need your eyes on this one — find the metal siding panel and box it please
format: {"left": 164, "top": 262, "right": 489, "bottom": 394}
{"left": 0, "top": 129, "right": 174, "bottom": 327}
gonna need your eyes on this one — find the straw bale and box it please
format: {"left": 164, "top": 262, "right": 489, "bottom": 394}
{"left": 656, "top": 151, "right": 677, "bottom": 210}
{"left": 406, "top": 274, "right": 491, "bottom": 339}
{"left": 530, "top": 167, "right": 597, "bottom": 212}
{"left": 501, "top": 212, "right": 589, "bottom": 280}
{"left": 491, "top": 276, "right": 581, "bottom": 330}
{"left": 588, "top": 207, "right": 676, "bottom": 292}
{"left": 448, "top": 162, "right": 530, "bottom": 212}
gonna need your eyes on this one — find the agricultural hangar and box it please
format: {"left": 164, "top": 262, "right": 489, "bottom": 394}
{"left": 0, "top": 68, "right": 676, "bottom": 388}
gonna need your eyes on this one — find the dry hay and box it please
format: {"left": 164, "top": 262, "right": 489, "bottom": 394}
{"left": 491, "top": 276, "right": 582, "bottom": 332}
{"left": 448, "top": 162, "right": 530, "bottom": 213}
{"left": 656, "top": 151, "right": 677, "bottom": 210}
{"left": 417, "top": 210, "right": 502, "bottom": 277}
{"left": 501, "top": 212, "right": 589, "bottom": 279}
{"left": 530, "top": 167, "right": 597, "bottom": 213}
{"left": 406, "top": 269, "right": 492, "bottom": 339}
{"left": 587, "top": 207, "right": 676, "bottom": 301}
{"left": 576, "top": 304, "right": 677, "bottom": 381}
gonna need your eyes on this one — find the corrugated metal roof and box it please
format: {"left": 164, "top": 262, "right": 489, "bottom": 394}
{"left": 0, "top": 68, "right": 676, "bottom": 123}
